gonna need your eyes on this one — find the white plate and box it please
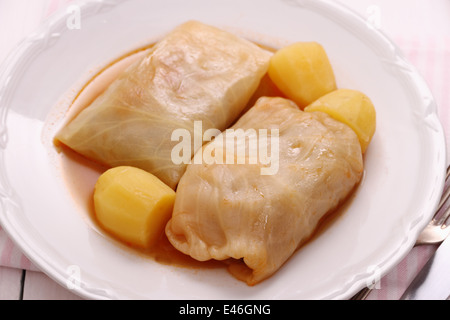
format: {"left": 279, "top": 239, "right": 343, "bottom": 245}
{"left": 0, "top": 0, "right": 446, "bottom": 300}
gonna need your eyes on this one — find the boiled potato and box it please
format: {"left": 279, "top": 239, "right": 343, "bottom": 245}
{"left": 305, "top": 89, "right": 376, "bottom": 153}
{"left": 93, "top": 166, "right": 175, "bottom": 248}
{"left": 268, "top": 42, "right": 337, "bottom": 108}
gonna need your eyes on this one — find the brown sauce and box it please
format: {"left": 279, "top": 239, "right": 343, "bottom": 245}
{"left": 55, "top": 39, "right": 355, "bottom": 277}
{"left": 58, "top": 143, "right": 225, "bottom": 270}
{"left": 56, "top": 44, "right": 226, "bottom": 271}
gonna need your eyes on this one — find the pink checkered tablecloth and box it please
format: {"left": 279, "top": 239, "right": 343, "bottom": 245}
{"left": 0, "top": 0, "right": 449, "bottom": 299}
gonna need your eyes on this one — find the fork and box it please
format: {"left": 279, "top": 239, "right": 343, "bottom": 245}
{"left": 415, "top": 166, "right": 450, "bottom": 245}
{"left": 351, "top": 165, "right": 450, "bottom": 300}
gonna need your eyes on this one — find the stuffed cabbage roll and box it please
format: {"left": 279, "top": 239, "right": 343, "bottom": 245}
{"left": 55, "top": 21, "right": 272, "bottom": 189}
{"left": 165, "top": 97, "right": 364, "bottom": 285}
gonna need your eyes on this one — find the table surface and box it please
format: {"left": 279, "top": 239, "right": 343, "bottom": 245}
{"left": 0, "top": 0, "right": 449, "bottom": 300}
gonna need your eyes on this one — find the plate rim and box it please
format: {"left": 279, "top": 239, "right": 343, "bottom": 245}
{"left": 0, "top": 0, "right": 447, "bottom": 300}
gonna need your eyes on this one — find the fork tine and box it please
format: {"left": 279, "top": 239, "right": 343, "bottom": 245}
{"left": 435, "top": 165, "right": 450, "bottom": 215}
{"left": 433, "top": 165, "right": 450, "bottom": 227}
{"left": 436, "top": 203, "right": 450, "bottom": 226}
{"left": 436, "top": 184, "right": 450, "bottom": 214}
{"left": 436, "top": 184, "right": 450, "bottom": 226}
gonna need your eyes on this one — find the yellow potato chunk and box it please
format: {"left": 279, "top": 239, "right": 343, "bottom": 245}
{"left": 93, "top": 166, "right": 176, "bottom": 248}
{"left": 268, "top": 42, "right": 337, "bottom": 108}
{"left": 305, "top": 89, "right": 376, "bottom": 153}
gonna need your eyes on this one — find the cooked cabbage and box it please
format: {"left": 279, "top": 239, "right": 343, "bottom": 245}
{"left": 56, "top": 21, "right": 272, "bottom": 189}
{"left": 165, "top": 97, "right": 363, "bottom": 285}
